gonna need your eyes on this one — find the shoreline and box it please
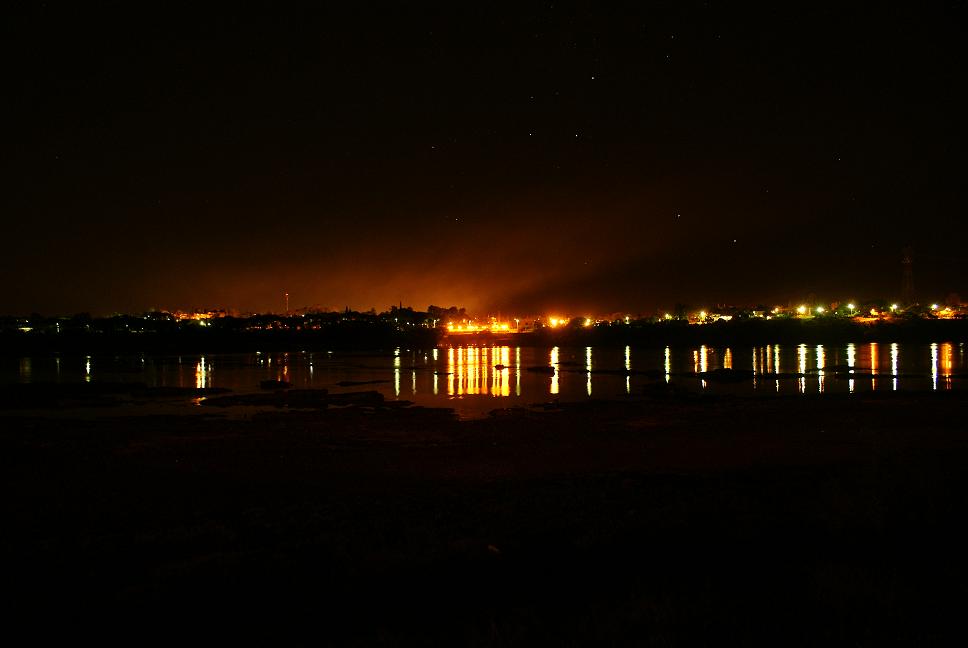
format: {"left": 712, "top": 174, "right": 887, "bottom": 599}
{"left": 2, "top": 318, "right": 966, "bottom": 356}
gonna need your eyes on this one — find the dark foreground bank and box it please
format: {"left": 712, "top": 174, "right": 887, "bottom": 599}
{"left": 5, "top": 389, "right": 968, "bottom": 645}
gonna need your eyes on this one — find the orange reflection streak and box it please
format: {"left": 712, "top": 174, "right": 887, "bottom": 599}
{"left": 479, "top": 347, "right": 488, "bottom": 395}
{"left": 724, "top": 348, "right": 733, "bottom": 370}
{"left": 699, "top": 345, "right": 708, "bottom": 389}
{"left": 447, "top": 346, "right": 515, "bottom": 397}
{"left": 490, "top": 346, "right": 511, "bottom": 397}
{"left": 456, "top": 347, "right": 463, "bottom": 395}
{"left": 550, "top": 346, "right": 559, "bottom": 395}
{"left": 942, "top": 342, "right": 954, "bottom": 390}
{"left": 870, "top": 342, "right": 879, "bottom": 390}
{"left": 195, "top": 356, "right": 209, "bottom": 389}
{"left": 471, "top": 347, "right": 480, "bottom": 394}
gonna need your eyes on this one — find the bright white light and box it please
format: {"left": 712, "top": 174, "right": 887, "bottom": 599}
{"left": 891, "top": 303, "right": 898, "bottom": 311}
{"left": 797, "top": 305, "right": 806, "bottom": 314}
{"left": 816, "top": 306, "right": 825, "bottom": 314}
{"left": 932, "top": 303, "right": 939, "bottom": 310}
{"left": 847, "top": 303, "right": 855, "bottom": 310}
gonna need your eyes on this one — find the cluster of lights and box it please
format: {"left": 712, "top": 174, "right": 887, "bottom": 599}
{"left": 791, "top": 302, "right": 906, "bottom": 316}
{"left": 446, "top": 321, "right": 511, "bottom": 334}
{"left": 441, "top": 301, "right": 961, "bottom": 335}
{"left": 174, "top": 311, "right": 217, "bottom": 321}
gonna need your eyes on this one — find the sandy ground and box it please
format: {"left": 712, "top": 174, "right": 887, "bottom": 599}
{"left": 5, "top": 387, "right": 968, "bottom": 645}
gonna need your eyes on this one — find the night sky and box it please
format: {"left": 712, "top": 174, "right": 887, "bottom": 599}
{"left": 5, "top": 3, "right": 967, "bottom": 315}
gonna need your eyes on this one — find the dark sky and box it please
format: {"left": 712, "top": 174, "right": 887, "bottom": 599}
{"left": 5, "top": 3, "right": 967, "bottom": 315}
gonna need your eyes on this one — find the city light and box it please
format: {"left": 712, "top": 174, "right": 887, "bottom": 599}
{"left": 11, "top": 298, "right": 967, "bottom": 344}
{"left": 447, "top": 320, "right": 511, "bottom": 334}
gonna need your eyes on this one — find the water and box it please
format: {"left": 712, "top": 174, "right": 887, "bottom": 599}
{"left": 4, "top": 342, "right": 966, "bottom": 418}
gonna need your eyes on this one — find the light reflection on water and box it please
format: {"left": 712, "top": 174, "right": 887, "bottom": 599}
{"left": 870, "top": 342, "right": 879, "bottom": 391}
{"left": 195, "top": 356, "right": 210, "bottom": 389}
{"left": 817, "top": 345, "right": 825, "bottom": 394}
{"left": 892, "top": 343, "right": 900, "bottom": 391}
{"left": 798, "top": 344, "right": 807, "bottom": 394}
{"left": 625, "top": 345, "right": 631, "bottom": 394}
{"left": 550, "top": 346, "right": 559, "bottom": 395}
{"left": 5, "top": 342, "right": 965, "bottom": 418}
{"left": 847, "top": 343, "right": 856, "bottom": 393}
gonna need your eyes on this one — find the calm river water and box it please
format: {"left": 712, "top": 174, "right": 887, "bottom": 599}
{"left": 6, "top": 342, "right": 966, "bottom": 418}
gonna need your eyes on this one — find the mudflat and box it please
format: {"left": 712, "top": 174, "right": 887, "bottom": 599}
{"left": 5, "top": 388, "right": 968, "bottom": 645}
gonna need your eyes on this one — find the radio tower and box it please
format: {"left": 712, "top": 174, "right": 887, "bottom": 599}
{"left": 901, "top": 247, "right": 915, "bottom": 305}
{"left": 285, "top": 292, "right": 290, "bottom": 315}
